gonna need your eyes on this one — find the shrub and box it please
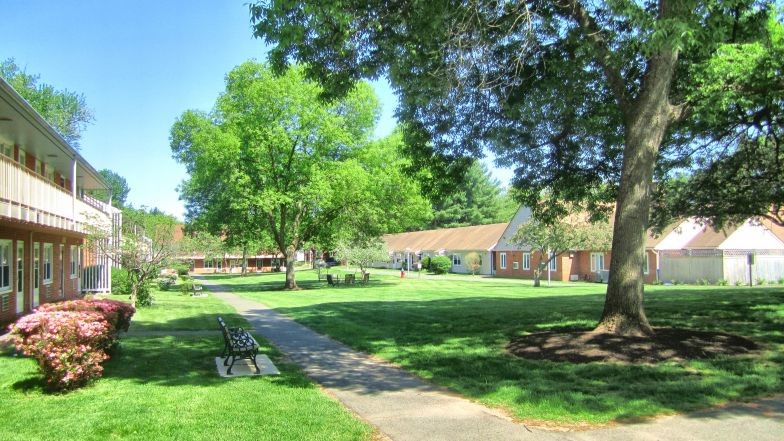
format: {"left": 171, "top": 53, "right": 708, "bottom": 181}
{"left": 756, "top": 277, "right": 766, "bottom": 286}
{"left": 180, "top": 280, "right": 195, "bottom": 295}
{"left": 697, "top": 279, "right": 709, "bottom": 286}
{"left": 9, "top": 311, "right": 110, "bottom": 391}
{"left": 171, "top": 262, "right": 190, "bottom": 276}
{"left": 158, "top": 274, "right": 176, "bottom": 291}
{"left": 778, "top": 277, "right": 784, "bottom": 285}
{"left": 9, "top": 299, "right": 135, "bottom": 392}
{"left": 37, "top": 299, "right": 135, "bottom": 336}
{"left": 735, "top": 280, "right": 744, "bottom": 286}
{"left": 717, "top": 279, "right": 728, "bottom": 286}
{"left": 429, "top": 256, "right": 452, "bottom": 274}
{"left": 421, "top": 256, "right": 431, "bottom": 270}
{"left": 111, "top": 267, "right": 131, "bottom": 295}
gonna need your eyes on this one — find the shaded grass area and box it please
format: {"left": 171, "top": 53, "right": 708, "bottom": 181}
{"left": 215, "top": 271, "right": 784, "bottom": 425}
{"left": 0, "top": 290, "right": 373, "bottom": 441}
{"left": 119, "top": 288, "right": 249, "bottom": 332}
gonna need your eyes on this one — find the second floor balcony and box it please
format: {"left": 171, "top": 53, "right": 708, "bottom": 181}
{"left": 0, "top": 154, "right": 118, "bottom": 234}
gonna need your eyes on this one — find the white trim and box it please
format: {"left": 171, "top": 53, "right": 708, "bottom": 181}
{"left": 499, "top": 252, "right": 507, "bottom": 270}
{"left": 523, "top": 252, "right": 530, "bottom": 270}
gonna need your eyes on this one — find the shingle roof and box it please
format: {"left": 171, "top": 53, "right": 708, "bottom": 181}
{"left": 683, "top": 225, "right": 737, "bottom": 249}
{"left": 383, "top": 223, "right": 508, "bottom": 252}
{"left": 761, "top": 219, "right": 784, "bottom": 243}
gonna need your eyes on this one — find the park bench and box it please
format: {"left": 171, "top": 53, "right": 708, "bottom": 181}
{"left": 217, "top": 316, "right": 260, "bottom": 375}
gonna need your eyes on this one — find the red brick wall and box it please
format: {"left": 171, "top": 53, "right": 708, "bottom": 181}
{"left": 494, "top": 251, "right": 573, "bottom": 281}
{"left": 495, "top": 249, "right": 659, "bottom": 284}
{"left": 0, "top": 222, "right": 84, "bottom": 328}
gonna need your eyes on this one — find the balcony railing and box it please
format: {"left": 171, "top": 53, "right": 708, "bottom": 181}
{"left": 0, "top": 154, "right": 115, "bottom": 233}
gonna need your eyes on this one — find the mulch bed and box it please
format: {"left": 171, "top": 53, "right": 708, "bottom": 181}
{"left": 507, "top": 328, "right": 759, "bottom": 364}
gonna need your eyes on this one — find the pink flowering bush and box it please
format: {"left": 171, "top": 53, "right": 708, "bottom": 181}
{"left": 38, "top": 299, "right": 135, "bottom": 339}
{"left": 8, "top": 299, "right": 135, "bottom": 391}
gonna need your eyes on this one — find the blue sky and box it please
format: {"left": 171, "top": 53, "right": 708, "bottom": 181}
{"left": 3, "top": 1, "right": 512, "bottom": 219}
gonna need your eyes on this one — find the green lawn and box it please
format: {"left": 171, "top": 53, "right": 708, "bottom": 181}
{"left": 0, "top": 289, "right": 373, "bottom": 441}
{"left": 216, "top": 269, "right": 784, "bottom": 426}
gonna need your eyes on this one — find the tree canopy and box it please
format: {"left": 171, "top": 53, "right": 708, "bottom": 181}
{"left": 171, "top": 62, "right": 428, "bottom": 289}
{"left": 1, "top": 58, "right": 93, "bottom": 148}
{"left": 429, "top": 161, "right": 517, "bottom": 229}
{"left": 87, "top": 169, "right": 130, "bottom": 208}
{"left": 250, "top": 0, "right": 782, "bottom": 336}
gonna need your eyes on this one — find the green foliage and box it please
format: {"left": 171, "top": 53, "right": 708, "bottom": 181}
{"left": 0, "top": 58, "right": 93, "bottom": 147}
{"left": 111, "top": 267, "right": 131, "bottom": 295}
{"left": 88, "top": 169, "right": 130, "bottom": 207}
{"left": 717, "top": 279, "right": 728, "bottom": 286}
{"left": 157, "top": 274, "right": 177, "bottom": 291}
{"left": 171, "top": 62, "right": 425, "bottom": 289}
{"left": 88, "top": 207, "right": 178, "bottom": 308}
{"left": 513, "top": 212, "right": 612, "bottom": 286}
{"left": 223, "top": 272, "right": 784, "bottom": 425}
{"left": 429, "top": 256, "right": 452, "bottom": 274}
{"left": 334, "top": 237, "right": 389, "bottom": 274}
{"left": 421, "top": 256, "right": 431, "bottom": 270}
{"left": 171, "top": 262, "right": 190, "bottom": 276}
{"left": 429, "top": 161, "right": 517, "bottom": 229}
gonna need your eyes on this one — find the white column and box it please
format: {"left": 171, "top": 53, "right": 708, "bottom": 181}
{"left": 71, "top": 158, "right": 77, "bottom": 225}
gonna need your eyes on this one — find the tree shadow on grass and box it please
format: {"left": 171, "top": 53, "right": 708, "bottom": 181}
{"left": 262, "top": 287, "right": 784, "bottom": 423}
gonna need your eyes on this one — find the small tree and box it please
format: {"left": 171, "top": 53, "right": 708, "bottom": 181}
{"left": 87, "top": 208, "right": 179, "bottom": 307}
{"left": 429, "top": 256, "right": 453, "bottom": 275}
{"left": 335, "top": 238, "right": 388, "bottom": 275}
{"left": 512, "top": 214, "right": 612, "bottom": 287}
{"left": 464, "top": 252, "right": 482, "bottom": 276}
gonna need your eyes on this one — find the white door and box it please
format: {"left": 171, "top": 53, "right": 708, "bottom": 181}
{"left": 16, "top": 241, "right": 24, "bottom": 314}
{"left": 32, "top": 242, "right": 39, "bottom": 308}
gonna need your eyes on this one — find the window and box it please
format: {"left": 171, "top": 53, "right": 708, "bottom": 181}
{"left": 43, "top": 243, "right": 53, "bottom": 283}
{"left": 18, "top": 148, "right": 25, "bottom": 166}
{"left": 70, "top": 245, "right": 80, "bottom": 278}
{"left": 513, "top": 261, "right": 519, "bottom": 270}
{"left": 451, "top": 254, "right": 462, "bottom": 266}
{"left": 523, "top": 253, "right": 530, "bottom": 270}
{"left": 642, "top": 252, "right": 650, "bottom": 275}
{"left": 35, "top": 158, "right": 43, "bottom": 175}
{"left": 34, "top": 243, "right": 39, "bottom": 290}
{"left": 0, "top": 240, "right": 11, "bottom": 293}
{"left": 499, "top": 253, "right": 507, "bottom": 270}
{"left": 549, "top": 252, "right": 557, "bottom": 271}
{"left": 590, "top": 252, "right": 605, "bottom": 272}
{"left": 0, "top": 144, "right": 12, "bottom": 158}
{"left": 204, "top": 259, "right": 214, "bottom": 269}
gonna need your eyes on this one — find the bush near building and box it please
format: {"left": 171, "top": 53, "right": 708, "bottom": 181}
{"left": 8, "top": 299, "right": 135, "bottom": 391}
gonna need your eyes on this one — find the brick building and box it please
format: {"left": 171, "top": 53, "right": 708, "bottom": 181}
{"left": 0, "top": 77, "right": 119, "bottom": 327}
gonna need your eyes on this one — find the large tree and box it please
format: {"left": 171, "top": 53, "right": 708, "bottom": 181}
{"left": 0, "top": 58, "right": 93, "bottom": 148}
{"left": 250, "top": 1, "right": 781, "bottom": 336}
{"left": 429, "top": 161, "right": 517, "bottom": 229}
{"left": 171, "top": 62, "right": 424, "bottom": 289}
{"left": 87, "top": 169, "right": 130, "bottom": 207}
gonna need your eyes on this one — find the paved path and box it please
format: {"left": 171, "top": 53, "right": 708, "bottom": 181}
{"left": 198, "top": 277, "right": 564, "bottom": 441}
{"left": 198, "top": 278, "right": 784, "bottom": 441}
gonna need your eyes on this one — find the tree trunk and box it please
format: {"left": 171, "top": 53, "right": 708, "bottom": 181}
{"left": 533, "top": 268, "right": 541, "bottom": 287}
{"left": 241, "top": 246, "right": 247, "bottom": 276}
{"left": 596, "top": 49, "right": 679, "bottom": 337}
{"left": 283, "top": 246, "right": 298, "bottom": 290}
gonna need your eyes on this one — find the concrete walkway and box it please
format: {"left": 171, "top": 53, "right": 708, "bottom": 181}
{"left": 198, "top": 278, "right": 784, "bottom": 441}
{"left": 199, "top": 277, "right": 564, "bottom": 441}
